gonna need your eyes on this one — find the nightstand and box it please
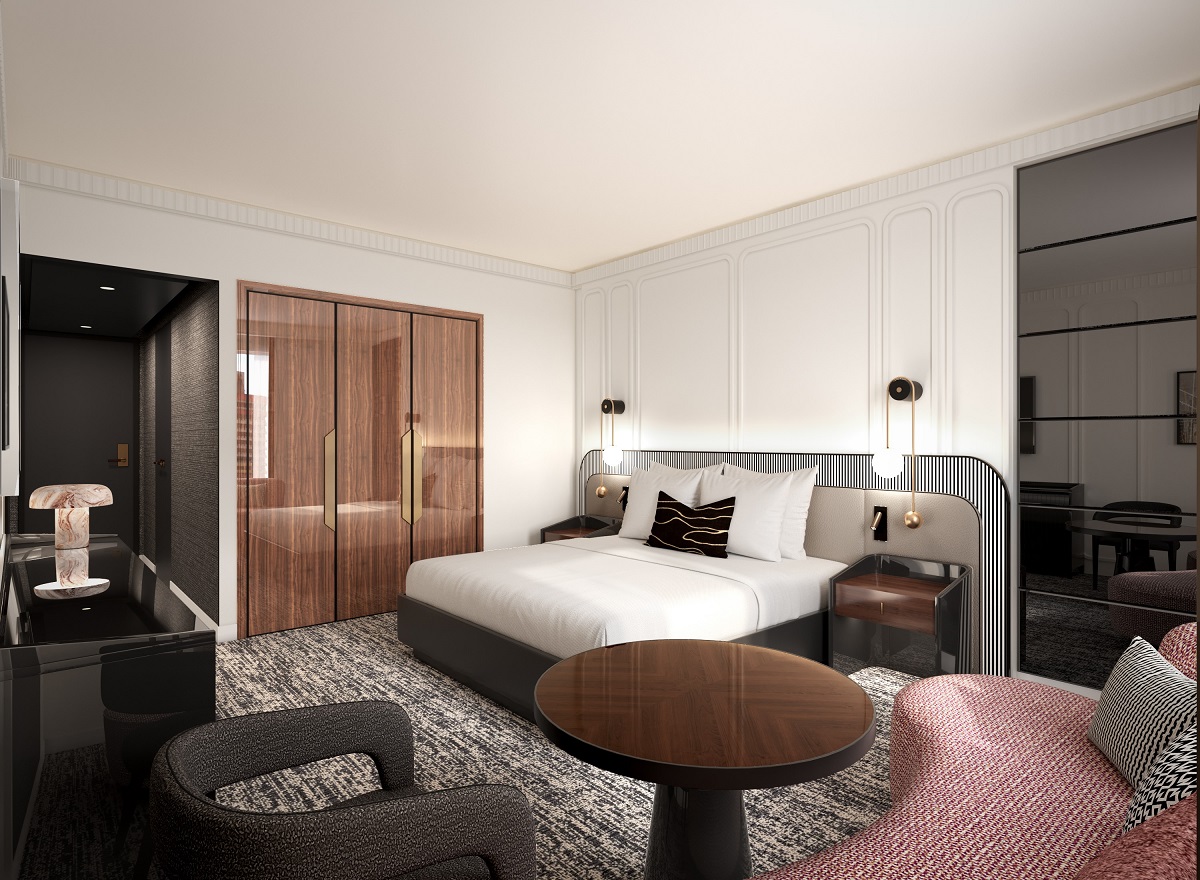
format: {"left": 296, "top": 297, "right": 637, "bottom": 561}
{"left": 539, "top": 516, "right": 616, "bottom": 543}
{"left": 829, "top": 554, "right": 969, "bottom": 676}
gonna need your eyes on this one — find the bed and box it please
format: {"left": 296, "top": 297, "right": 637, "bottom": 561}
{"left": 397, "top": 453, "right": 985, "bottom": 720}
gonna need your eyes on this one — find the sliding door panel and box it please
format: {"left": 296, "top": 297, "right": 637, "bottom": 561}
{"left": 412, "top": 314, "right": 479, "bottom": 561}
{"left": 337, "top": 304, "right": 412, "bottom": 613}
{"left": 245, "top": 292, "right": 336, "bottom": 635}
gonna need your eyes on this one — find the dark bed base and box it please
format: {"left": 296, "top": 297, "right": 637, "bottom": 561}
{"left": 396, "top": 595, "right": 828, "bottom": 722}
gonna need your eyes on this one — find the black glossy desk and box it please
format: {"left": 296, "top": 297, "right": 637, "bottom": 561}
{"left": 0, "top": 535, "right": 215, "bottom": 880}
{"left": 1067, "top": 520, "right": 1197, "bottom": 589}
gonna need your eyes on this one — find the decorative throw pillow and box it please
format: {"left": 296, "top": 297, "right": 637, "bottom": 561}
{"left": 697, "top": 469, "right": 792, "bottom": 562}
{"left": 723, "top": 464, "right": 819, "bottom": 559}
{"left": 645, "top": 492, "right": 734, "bottom": 558}
{"left": 1087, "top": 637, "right": 1197, "bottom": 785}
{"left": 1123, "top": 725, "right": 1197, "bottom": 833}
{"left": 618, "top": 467, "right": 704, "bottom": 541}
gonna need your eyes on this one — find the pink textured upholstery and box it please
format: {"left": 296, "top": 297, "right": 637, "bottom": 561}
{"left": 1158, "top": 622, "right": 1197, "bottom": 679}
{"left": 752, "top": 624, "right": 1199, "bottom": 880}
{"left": 1073, "top": 795, "right": 1197, "bottom": 880}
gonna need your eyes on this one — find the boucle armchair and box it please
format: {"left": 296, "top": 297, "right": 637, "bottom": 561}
{"left": 149, "top": 700, "right": 536, "bottom": 880}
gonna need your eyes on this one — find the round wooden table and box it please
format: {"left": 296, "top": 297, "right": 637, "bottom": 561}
{"left": 533, "top": 639, "right": 876, "bottom": 880}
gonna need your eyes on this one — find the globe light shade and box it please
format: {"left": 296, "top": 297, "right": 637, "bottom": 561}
{"left": 871, "top": 447, "right": 903, "bottom": 479}
{"left": 602, "top": 445, "right": 624, "bottom": 467}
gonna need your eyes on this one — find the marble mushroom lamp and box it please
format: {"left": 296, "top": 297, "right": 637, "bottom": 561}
{"left": 29, "top": 483, "right": 114, "bottom": 597}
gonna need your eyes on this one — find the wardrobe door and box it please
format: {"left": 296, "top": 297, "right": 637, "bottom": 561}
{"left": 337, "top": 304, "right": 412, "bottom": 615}
{"left": 411, "top": 314, "right": 479, "bottom": 562}
{"left": 245, "top": 292, "right": 336, "bottom": 635}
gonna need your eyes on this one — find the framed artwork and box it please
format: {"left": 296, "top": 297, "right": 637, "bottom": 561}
{"left": 1177, "top": 370, "right": 1196, "bottom": 445}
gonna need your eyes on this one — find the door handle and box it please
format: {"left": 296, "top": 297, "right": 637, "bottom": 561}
{"left": 324, "top": 429, "right": 336, "bottom": 531}
{"left": 108, "top": 443, "right": 130, "bottom": 467}
{"left": 401, "top": 430, "right": 424, "bottom": 524}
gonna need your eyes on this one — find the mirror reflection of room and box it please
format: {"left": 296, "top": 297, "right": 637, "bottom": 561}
{"left": 1017, "top": 122, "right": 1197, "bottom": 689}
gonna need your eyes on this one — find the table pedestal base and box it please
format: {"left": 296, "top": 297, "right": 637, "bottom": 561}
{"left": 645, "top": 785, "right": 751, "bottom": 880}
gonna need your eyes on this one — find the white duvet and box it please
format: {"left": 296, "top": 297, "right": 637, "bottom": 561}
{"left": 405, "top": 535, "right": 845, "bottom": 659}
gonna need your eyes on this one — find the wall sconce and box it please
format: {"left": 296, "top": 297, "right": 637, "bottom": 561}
{"left": 871, "top": 377, "right": 923, "bottom": 529}
{"left": 595, "top": 398, "right": 626, "bottom": 497}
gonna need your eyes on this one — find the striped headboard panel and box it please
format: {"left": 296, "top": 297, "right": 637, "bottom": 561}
{"left": 577, "top": 449, "right": 1011, "bottom": 676}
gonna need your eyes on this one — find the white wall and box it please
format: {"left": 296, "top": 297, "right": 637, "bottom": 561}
{"left": 18, "top": 187, "right": 577, "bottom": 637}
{"left": 578, "top": 171, "right": 1016, "bottom": 479}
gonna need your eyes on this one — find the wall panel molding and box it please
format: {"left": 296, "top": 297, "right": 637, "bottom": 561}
{"left": 573, "top": 86, "right": 1199, "bottom": 286}
{"left": 6, "top": 157, "right": 574, "bottom": 288}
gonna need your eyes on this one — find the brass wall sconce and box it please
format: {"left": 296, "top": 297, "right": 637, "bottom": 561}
{"left": 871, "top": 377, "right": 923, "bottom": 529}
{"left": 596, "top": 398, "right": 626, "bottom": 498}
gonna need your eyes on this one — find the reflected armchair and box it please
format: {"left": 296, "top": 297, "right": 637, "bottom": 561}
{"left": 149, "top": 701, "right": 536, "bottom": 880}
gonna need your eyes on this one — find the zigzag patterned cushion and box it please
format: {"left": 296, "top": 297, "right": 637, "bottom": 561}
{"left": 645, "top": 491, "right": 734, "bottom": 558}
{"left": 1087, "top": 637, "right": 1197, "bottom": 785}
{"left": 1123, "top": 725, "right": 1197, "bottom": 833}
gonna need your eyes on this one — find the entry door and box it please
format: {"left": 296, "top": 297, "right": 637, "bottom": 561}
{"left": 245, "top": 292, "right": 336, "bottom": 635}
{"left": 336, "top": 304, "right": 412, "bottom": 617}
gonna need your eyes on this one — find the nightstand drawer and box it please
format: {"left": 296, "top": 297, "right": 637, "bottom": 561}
{"left": 833, "top": 572, "right": 953, "bottom": 635}
{"left": 835, "top": 584, "right": 935, "bottom": 634}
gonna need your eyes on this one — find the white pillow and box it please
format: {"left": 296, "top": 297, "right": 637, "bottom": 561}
{"left": 697, "top": 470, "right": 792, "bottom": 562}
{"left": 619, "top": 467, "right": 704, "bottom": 541}
{"left": 723, "top": 464, "right": 819, "bottom": 559}
{"left": 650, "top": 461, "right": 724, "bottom": 477}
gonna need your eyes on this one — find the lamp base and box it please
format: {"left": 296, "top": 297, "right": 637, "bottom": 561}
{"left": 33, "top": 578, "right": 111, "bottom": 600}
{"left": 904, "top": 510, "right": 923, "bottom": 529}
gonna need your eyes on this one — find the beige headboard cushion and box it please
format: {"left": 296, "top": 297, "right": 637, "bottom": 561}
{"left": 584, "top": 473, "right": 980, "bottom": 575}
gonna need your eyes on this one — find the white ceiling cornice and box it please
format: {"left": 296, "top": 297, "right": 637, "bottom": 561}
{"left": 572, "top": 85, "right": 1200, "bottom": 287}
{"left": 5, "top": 156, "right": 575, "bottom": 289}
{"left": 5, "top": 86, "right": 1196, "bottom": 293}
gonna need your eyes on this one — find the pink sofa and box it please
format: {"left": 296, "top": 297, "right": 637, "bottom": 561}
{"left": 754, "top": 622, "right": 1197, "bottom": 880}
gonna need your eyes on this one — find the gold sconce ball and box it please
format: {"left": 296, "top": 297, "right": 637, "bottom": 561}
{"left": 904, "top": 510, "right": 923, "bottom": 529}
{"left": 595, "top": 485, "right": 608, "bottom": 498}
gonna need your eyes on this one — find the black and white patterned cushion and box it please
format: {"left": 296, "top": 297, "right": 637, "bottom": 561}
{"left": 1123, "top": 725, "right": 1197, "bottom": 833}
{"left": 645, "top": 491, "right": 734, "bottom": 558}
{"left": 1087, "top": 637, "right": 1197, "bottom": 785}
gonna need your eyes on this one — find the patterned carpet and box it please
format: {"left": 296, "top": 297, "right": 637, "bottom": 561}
{"left": 215, "top": 613, "right": 914, "bottom": 879}
{"left": 19, "top": 614, "right": 914, "bottom": 879}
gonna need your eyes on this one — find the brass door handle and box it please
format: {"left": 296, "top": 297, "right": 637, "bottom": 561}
{"left": 401, "top": 430, "right": 424, "bottom": 524}
{"left": 324, "top": 429, "right": 336, "bottom": 531}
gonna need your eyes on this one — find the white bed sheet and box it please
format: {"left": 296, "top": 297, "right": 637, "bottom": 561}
{"left": 405, "top": 535, "right": 845, "bottom": 659}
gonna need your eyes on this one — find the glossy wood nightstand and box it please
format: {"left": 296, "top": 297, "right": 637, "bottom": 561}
{"left": 539, "top": 515, "right": 616, "bottom": 543}
{"left": 829, "top": 554, "right": 969, "bottom": 676}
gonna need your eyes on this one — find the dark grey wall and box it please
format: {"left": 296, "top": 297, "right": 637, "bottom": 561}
{"left": 139, "top": 281, "right": 218, "bottom": 622}
{"left": 169, "top": 283, "right": 218, "bottom": 621}
{"left": 21, "top": 333, "right": 138, "bottom": 545}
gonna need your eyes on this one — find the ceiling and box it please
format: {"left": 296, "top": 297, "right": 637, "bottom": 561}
{"left": 22, "top": 257, "right": 194, "bottom": 337}
{"left": 3, "top": 1, "right": 1199, "bottom": 272}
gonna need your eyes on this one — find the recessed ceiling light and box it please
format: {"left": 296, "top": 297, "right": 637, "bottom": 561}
{"left": 80, "top": 324, "right": 92, "bottom": 329}
{"left": 100, "top": 286, "right": 115, "bottom": 291}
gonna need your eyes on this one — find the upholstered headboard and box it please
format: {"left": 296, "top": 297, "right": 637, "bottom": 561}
{"left": 578, "top": 450, "right": 1010, "bottom": 675}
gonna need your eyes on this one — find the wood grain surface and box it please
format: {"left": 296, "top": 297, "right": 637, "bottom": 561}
{"left": 245, "top": 291, "right": 336, "bottom": 635}
{"left": 834, "top": 572, "right": 949, "bottom": 635}
{"left": 535, "top": 640, "right": 875, "bottom": 790}
{"left": 337, "top": 304, "right": 411, "bottom": 617}
{"left": 412, "top": 313, "right": 479, "bottom": 562}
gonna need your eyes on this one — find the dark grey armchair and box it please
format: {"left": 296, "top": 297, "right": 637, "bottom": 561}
{"left": 149, "top": 701, "right": 536, "bottom": 880}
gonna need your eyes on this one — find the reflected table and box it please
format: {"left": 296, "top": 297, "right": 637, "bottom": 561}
{"left": 1067, "top": 520, "right": 1197, "bottom": 589}
{"left": 534, "top": 639, "right": 876, "bottom": 880}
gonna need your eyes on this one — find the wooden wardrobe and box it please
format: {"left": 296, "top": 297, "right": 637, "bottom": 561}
{"left": 236, "top": 282, "right": 482, "bottom": 638}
